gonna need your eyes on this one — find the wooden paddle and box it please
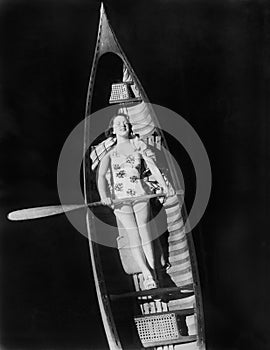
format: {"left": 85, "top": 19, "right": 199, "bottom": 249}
{"left": 7, "top": 190, "right": 184, "bottom": 221}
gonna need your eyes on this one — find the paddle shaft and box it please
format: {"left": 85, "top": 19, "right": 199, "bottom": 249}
{"left": 92, "top": 190, "right": 183, "bottom": 206}
{"left": 7, "top": 190, "right": 183, "bottom": 221}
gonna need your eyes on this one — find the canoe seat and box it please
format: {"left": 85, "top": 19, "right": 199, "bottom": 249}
{"left": 109, "top": 82, "right": 141, "bottom": 104}
{"left": 134, "top": 311, "right": 196, "bottom": 348}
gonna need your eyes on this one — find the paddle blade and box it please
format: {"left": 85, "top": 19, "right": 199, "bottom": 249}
{"left": 7, "top": 204, "right": 85, "bottom": 221}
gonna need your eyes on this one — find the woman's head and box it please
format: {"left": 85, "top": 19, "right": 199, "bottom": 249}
{"left": 105, "top": 113, "right": 133, "bottom": 138}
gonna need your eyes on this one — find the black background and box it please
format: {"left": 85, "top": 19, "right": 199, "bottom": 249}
{"left": 1, "top": 0, "right": 270, "bottom": 349}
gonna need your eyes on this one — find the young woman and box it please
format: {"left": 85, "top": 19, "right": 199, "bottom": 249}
{"left": 97, "top": 113, "right": 173, "bottom": 289}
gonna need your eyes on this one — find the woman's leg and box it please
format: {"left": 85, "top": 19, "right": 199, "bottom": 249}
{"left": 133, "top": 201, "right": 155, "bottom": 270}
{"left": 114, "top": 204, "right": 152, "bottom": 279}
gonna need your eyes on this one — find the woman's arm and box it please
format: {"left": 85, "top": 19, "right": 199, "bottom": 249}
{"left": 97, "top": 151, "right": 112, "bottom": 204}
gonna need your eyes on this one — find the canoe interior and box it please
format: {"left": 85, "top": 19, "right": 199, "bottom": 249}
{"left": 83, "top": 6, "right": 205, "bottom": 349}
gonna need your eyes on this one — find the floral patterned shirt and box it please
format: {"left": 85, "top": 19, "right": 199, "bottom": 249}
{"left": 110, "top": 142, "right": 147, "bottom": 199}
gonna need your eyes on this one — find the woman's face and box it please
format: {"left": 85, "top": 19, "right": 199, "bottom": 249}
{"left": 113, "top": 115, "right": 130, "bottom": 137}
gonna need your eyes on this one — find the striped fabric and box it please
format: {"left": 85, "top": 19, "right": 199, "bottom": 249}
{"left": 162, "top": 182, "right": 193, "bottom": 287}
{"left": 90, "top": 137, "right": 116, "bottom": 170}
{"left": 120, "top": 67, "right": 156, "bottom": 138}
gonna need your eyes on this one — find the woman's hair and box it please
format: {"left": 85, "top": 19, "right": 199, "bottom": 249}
{"left": 105, "top": 113, "right": 134, "bottom": 138}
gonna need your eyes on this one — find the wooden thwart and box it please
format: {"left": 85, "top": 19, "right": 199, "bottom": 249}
{"left": 110, "top": 286, "right": 194, "bottom": 300}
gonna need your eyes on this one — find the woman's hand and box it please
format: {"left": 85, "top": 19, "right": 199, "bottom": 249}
{"left": 100, "top": 197, "right": 113, "bottom": 206}
{"left": 162, "top": 185, "right": 175, "bottom": 198}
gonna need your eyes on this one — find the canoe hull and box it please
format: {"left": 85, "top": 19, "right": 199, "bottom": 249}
{"left": 83, "top": 4, "right": 205, "bottom": 350}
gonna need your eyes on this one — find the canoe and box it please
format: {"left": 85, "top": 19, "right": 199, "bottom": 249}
{"left": 83, "top": 3, "right": 205, "bottom": 350}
